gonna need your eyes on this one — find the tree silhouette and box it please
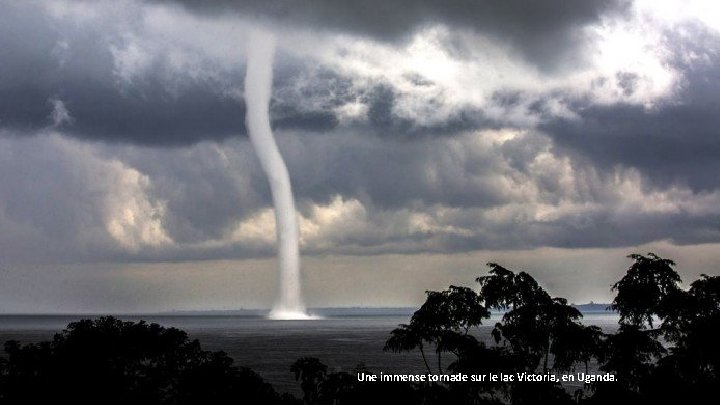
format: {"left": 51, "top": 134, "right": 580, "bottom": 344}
{"left": 393, "top": 254, "right": 719, "bottom": 403}
{"left": 591, "top": 253, "right": 720, "bottom": 403}
{"left": 291, "top": 357, "right": 327, "bottom": 405}
{"left": 478, "top": 263, "right": 602, "bottom": 374}
{"left": 384, "top": 285, "right": 489, "bottom": 374}
{"left": 640, "top": 273, "right": 720, "bottom": 404}
{"left": 610, "top": 253, "right": 681, "bottom": 328}
{"left": 598, "top": 324, "right": 665, "bottom": 389}
{"left": 0, "top": 316, "right": 283, "bottom": 405}
{"left": 385, "top": 263, "right": 607, "bottom": 404}
{"left": 290, "top": 358, "right": 420, "bottom": 405}
{"left": 384, "top": 323, "right": 432, "bottom": 373}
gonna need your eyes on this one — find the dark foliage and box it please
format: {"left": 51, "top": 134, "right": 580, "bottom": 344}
{"left": 476, "top": 263, "right": 604, "bottom": 378}
{"left": 0, "top": 316, "right": 283, "bottom": 405}
{"left": 610, "top": 253, "right": 681, "bottom": 328}
{"left": 290, "top": 359, "right": 420, "bottom": 405}
{"left": 384, "top": 285, "right": 489, "bottom": 374}
{"left": 600, "top": 254, "right": 720, "bottom": 403}
{"left": 383, "top": 252, "right": 720, "bottom": 405}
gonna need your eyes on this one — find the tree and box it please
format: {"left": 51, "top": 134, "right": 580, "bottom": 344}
{"left": 289, "top": 359, "right": 420, "bottom": 405}
{"left": 291, "top": 357, "right": 328, "bottom": 405}
{"left": 478, "top": 264, "right": 602, "bottom": 374}
{"left": 597, "top": 253, "right": 720, "bottom": 402}
{"left": 642, "top": 274, "right": 720, "bottom": 403}
{"left": 0, "top": 316, "right": 282, "bottom": 405}
{"left": 610, "top": 253, "right": 681, "bottom": 328}
{"left": 598, "top": 324, "right": 665, "bottom": 390}
{"left": 384, "top": 323, "right": 432, "bottom": 373}
{"left": 385, "top": 286, "right": 489, "bottom": 374}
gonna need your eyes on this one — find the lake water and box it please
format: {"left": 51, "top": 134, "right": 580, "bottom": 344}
{"left": 0, "top": 312, "right": 620, "bottom": 394}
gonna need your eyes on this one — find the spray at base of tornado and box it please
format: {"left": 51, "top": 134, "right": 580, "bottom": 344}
{"left": 243, "top": 31, "right": 318, "bottom": 320}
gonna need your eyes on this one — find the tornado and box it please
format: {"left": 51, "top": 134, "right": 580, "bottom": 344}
{"left": 244, "top": 31, "right": 313, "bottom": 320}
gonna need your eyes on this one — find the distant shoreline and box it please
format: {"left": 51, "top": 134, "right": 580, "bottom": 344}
{"left": 0, "top": 303, "right": 615, "bottom": 317}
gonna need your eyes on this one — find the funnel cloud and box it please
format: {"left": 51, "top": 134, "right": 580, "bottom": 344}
{"left": 244, "top": 31, "right": 312, "bottom": 320}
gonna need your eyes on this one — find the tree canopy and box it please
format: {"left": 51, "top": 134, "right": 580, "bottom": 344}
{"left": 0, "top": 316, "right": 284, "bottom": 405}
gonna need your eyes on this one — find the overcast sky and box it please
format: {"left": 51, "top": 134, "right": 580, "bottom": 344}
{"left": 1, "top": 0, "right": 719, "bottom": 312}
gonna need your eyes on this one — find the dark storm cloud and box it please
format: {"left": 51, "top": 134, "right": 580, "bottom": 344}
{"left": 0, "top": 0, "right": 633, "bottom": 146}
{"left": 2, "top": 128, "right": 720, "bottom": 264}
{"left": 0, "top": 1, "right": 241, "bottom": 145}
{"left": 0, "top": 1, "right": 503, "bottom": 147}
{"left": 170, "top": 0, "right": 629, "bottom": 70}
{"left": 2, "top": 0, "right": 720, "bottom": 263}
{"left": 543, "top": 101, "right": 720, "bottom": 190}
{"left": 540, "top": 25, "right": 720, "bottom": 191}
{"left": 283, "top": 130, "right": 519, "bottom": 211}
{"left": 0, "top": 6, "right": 476, "bottom": 148}
{"left": 272, "top": 109, "right": 339, "bottom": 131}
{"left": 0, "top": 0, "right": 491, "bottom": 146}
{"left": 441, "top": 207, "right": 720, "bottom": 251}
{"left": 0, "top": 1, "right": 340, "bottom": 146}
{"left": 121, "top": 147, "right": 264, "bottom": 244}
{"left": 0, "top": 0, "right": 645, "bottom": 152}
{"left": 362, "top": 84, "right": 489, "bottom": 137}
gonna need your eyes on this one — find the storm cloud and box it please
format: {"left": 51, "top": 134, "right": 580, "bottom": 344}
{"left": 541, "top": 24, "right": 720, "bottom": 191}
{"left": 0, "top": 0, "right": 636, "bottom": 145}
{"left": 170, "top": 0, "right": 630, "bottom": 70}
{"left": 2, "top": 128, "right": 719, "bottom": 265}
{"left": 1, "top": 0, "right": 719, "bottom": 310}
